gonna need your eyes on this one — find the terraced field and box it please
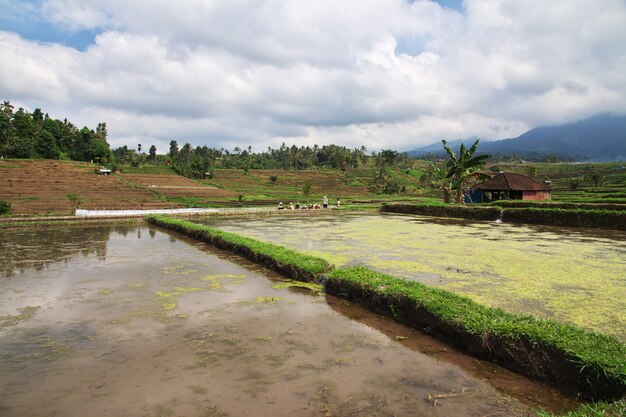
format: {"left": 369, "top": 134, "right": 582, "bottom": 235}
{"left": 0, "top": 160, "right": 386, "bottom": 215}
{"left": 123, "top": 173, "right": 237, "bottom": 199}
{"left": 492, "top": 162, "right": 626, "bottom": 203}
{"left": 0, "top": 160, "right": 182, "bottom": 215}
{"left": 206, "top": 169, "right": 373, "bottom": 203}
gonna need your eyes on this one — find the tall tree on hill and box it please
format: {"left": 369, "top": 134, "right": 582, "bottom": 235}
{"left": 0, "top": 101, "right": 15, "bottom": 155}
{"left": 169, "top": 140, "right": 179, "bottom": 159}
{"left": 442, "top": 139, "right": 490, "bottom": 203}
{"left": 96, "top": 122, "right": 107, "bottom": 140}
{"left": 149, "top": 145, "right": 157, "bottom": 162}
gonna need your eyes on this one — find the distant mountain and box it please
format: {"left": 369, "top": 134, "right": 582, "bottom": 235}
{"left": 408, "top": 138, "right": 478, "bottom": 154}
{"left": 408, "top": 114, "right": 626, "bottom": 161}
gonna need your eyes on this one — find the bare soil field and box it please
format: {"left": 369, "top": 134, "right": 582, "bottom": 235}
{"left": 122, "top": 173, "right": 237, "bottom": 199}
{"left": 0, "top": 160, "right": 182, "bottom": 215}
{"left": 0, "top": 160, "right": 380, "bottom": 216}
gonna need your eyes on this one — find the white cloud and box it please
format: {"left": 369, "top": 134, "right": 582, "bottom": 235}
{"left": 0, "top": 0, "right": 625, "bottom": 152}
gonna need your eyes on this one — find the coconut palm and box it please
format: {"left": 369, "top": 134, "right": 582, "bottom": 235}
{"left": 442, "top": 139, "right": 490, "bottom": 203}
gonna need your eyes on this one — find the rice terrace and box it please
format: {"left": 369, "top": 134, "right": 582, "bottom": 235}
{"left": 2, "top": 150, "right": 626, "bottom": 417}
{"left": 2, "top": 2, "right": 626, "bottom": 416}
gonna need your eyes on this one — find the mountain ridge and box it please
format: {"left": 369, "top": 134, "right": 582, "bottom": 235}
{"left": 407, "top": 114, "right": 626, "bottom": 161}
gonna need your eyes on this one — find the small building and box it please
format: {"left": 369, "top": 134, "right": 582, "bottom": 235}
{"left": 98, "top": 168, "right": 112, "bottom": 175}
{"left": 467, "top": 172, "right": 551, "bottom": 203}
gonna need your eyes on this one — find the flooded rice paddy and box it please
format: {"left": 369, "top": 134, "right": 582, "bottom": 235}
{"left": 0, "top": 224, "right": 579, "bottom": 416}
{"left": 199, "top": 213, "right": 626, "bottom": 340}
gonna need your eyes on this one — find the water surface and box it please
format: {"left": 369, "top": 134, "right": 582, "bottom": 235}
{"left": 0, "top": 225, "right": 580, "bottom": 416}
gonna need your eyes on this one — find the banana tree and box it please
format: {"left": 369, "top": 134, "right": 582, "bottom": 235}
{"left": 442, "top": 139, "right": 490, "bottom": 203}
{"left": 426, "top": 161, "right": 452, "bottom": 203}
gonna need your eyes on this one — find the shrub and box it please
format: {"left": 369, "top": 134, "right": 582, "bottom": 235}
{"left": 0, "top": 200, "right": 10, "bottom": 215}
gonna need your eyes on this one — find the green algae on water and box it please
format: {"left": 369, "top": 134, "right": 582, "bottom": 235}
{"left": 155, "top": 287, "right": 203, "bottom": 311}
{"left": 0, "top": 306, "right": 41, "bottom": 327}
{"left": 256, "top": 296, "right": 282, "bottom": 303}
{"left": 272, "top": 280, "right": 323, "bottom": 293}
{"left": 206, "top": 214, "right": 626, "bottom": 340}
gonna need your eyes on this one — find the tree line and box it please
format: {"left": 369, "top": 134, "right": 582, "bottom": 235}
{"left": 164, "top": 141, "right": 393, "bottom": 178}
{"left": 0, "top": 101, "right": 111, "bottom": 162}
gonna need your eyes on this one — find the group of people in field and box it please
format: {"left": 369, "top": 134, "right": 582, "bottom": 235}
{"left": 277, "top": 196, "right": 340, "bottom": 210}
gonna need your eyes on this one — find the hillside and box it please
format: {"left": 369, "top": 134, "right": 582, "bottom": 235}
{"left": 0, "top": 159, "right": 183, "bottom": 215}
{"left": 409, "top": 114, "right": 626, "bottom": 161}
{"left": 0, "top": 160, "right": 411, "bottom": 216}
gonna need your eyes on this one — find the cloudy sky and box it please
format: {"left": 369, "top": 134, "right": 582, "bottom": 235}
{"left": 1, "top": 0, "right": 625, "bottom": 153}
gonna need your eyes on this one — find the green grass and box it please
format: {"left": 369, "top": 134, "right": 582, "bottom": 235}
{"left": 145, "top": 215, "right": 332, "bottom": 275}
{"left": 536, "top": 400, "right": 625, "bottom": 417}
{"left": 328, "top": 267, "right": 626, "bottom": 391}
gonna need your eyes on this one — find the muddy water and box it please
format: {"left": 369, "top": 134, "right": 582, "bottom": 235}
{"left": 0, "top": 225, "right": 579, "bottom": 416}
{"left": 198, "top": 213, "right": 626, "bottom": 340}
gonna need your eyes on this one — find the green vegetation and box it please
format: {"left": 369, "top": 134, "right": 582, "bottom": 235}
{"left": 382, "top": 203, "right": 626, "bottom": 230}
{"left": 212, "top": 213, "right": 626, "bottom": 339}
{"left": 442, "top": 139, "right": 490, "bottom": 203}
{"left": 381, "top": 202, "right": 501, "bottom": 220}
{"left": 490, "top": 200, "right": 626, "bottom": 211}
{"left": 0, "top": 306, "right": 41, "bottom": 327}
{"left": 0, "top": 199, "right": 10, "bottom": 215}
{"left": 145, "top": 216, "right": 332, "bottom": 277}
{"left": 302, "top": 181, "right": 313, "bottom": 202}
{"left": 65, "top": 192, "right": 85, "bottom": 211}
{"left": 502, "top": 207, "right": 626, "bottom": 230}
{"left": 1, "top": 101, "right": 111, "bottom": 162}
{"left": 536, "top": 400, "right": 625, "bottom": 417}
{"left": 326, "top": 266, "right": 626, "bottom": 400}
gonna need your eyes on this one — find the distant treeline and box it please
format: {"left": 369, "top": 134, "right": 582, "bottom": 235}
{"left": 110, "top": 140, "right": 415, "bottom": 184}
{"left": 0, "top": 101, "right": 111, "bottom": 162}
{"left": 163, "top": 141, "right": 413, "bottom": 178}
{"left": 0, "top": 100, "right": 415, "bottom": 180}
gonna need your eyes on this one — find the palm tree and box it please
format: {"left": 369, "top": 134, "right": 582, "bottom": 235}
{"left": 442, "top": 139, "right": 490, "bottom": 203}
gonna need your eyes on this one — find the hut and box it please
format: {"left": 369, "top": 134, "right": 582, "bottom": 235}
{"left": 467, "top": 172, "right": 551, "bottom": 203}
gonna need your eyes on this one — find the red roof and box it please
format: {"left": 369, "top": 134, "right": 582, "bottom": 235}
{"left": 471, "top": 172, "right": 550, "bottom": 191}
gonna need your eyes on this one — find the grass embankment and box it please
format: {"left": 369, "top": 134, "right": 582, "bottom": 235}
{"left": 381, "top": 203, "right": 626, "bottom": 230}
{"left": 0, "top": 217, "right": 141, "bottom": 230}
{"left": 144, "top": 216, "right": 331, "bottom": 281}
{"left": 537, "top": 400, "right": 625, "bottom": 417}
{"left": 380, "top": 202, "right": 501, "bottom": 221}
{"left": 325, "top": 267, "right": 626, "bottom": 401}
{"left": 490, "top": 200, "right": 626, "bottom": 211}
{"left": 146, "top": 215, "right": 626, "bottom": 406}
{"left": 502, "top": 207, "right": 626, "bottom": 230}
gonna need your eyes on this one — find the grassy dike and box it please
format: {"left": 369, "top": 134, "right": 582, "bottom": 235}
{"left": 145, "top": 215, "right": 331, "bottom": 282}
{"left": 325, "top": 267, "right": 626, "bottom": 401}
{"left": 381, "top": 203, "right": 626, "bottom": 231}
{"left": 144, "top": 215, "right": 626, "bottom": 408}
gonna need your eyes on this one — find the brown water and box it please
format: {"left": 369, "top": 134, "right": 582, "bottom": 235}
{"left": 0, "top": 225, "right": 579, "bottom": 416}
{"left": 198, "top": 213, "right": 626, "bottom": 340}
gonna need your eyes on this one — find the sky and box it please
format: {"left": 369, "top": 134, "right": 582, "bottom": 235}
{"left": 1, "top": 0, "right": 625, "bottom": 154}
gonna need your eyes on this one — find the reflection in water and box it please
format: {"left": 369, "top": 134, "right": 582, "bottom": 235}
{"left": 0, "top": 226, "right": 113, "bottom": 278}
{"left": 198, "top": 213, "right": 626, "bottom": 340}
{"left": 0, "top": 225, "right": 580, "bottom": 416}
